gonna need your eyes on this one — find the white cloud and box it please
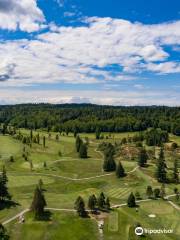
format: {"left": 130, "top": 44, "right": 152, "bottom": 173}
{"left": 0, "top": 89, "right": 179, "bottom": 106}
{"left": 147, "top": 62, "right": 180, "bottom": 74}
{"left": 0, "top": 17, "right": 180, "bottom": 87}
{"left": 0, "top": 0, "right": 45, "bottom": 32}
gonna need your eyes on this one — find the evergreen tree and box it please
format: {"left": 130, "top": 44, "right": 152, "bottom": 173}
{"left": 30, "top": 129, "right": 33, "bottom": 141}
{"left": 97, "top": 192, "right": 106, "bottom": 209}
{"left": 174, "top": 187, "right": 178, "bottom": 194}
{"left": 146, "top": 186, "right": 153, "bottom": 198}
{"left": 2, "top": 124, "right": 7, "bottom": 135}
{"left": 73, "top": 127, "right": 78, "bottom": 138}
{"left": 135, "top": 191, "right": 141, "bottom": 200}
{"left": 174, "top": 188, "right": 179, "bottom": 201}
{"left": 88, "top": 194, "right": 97, "bottom": 212}
{"left": 38, "top": 179, "right": 44, "bottom": 191}
{"left": 30, "top": 160, "right": 33, "bottom": 171}
{"left": 116, "top": 161, "right": 126, "bottom": 178}
{"left": 105, "top": 197, "right": 110, "bottom": 210}
{"left": 43, "top": 161, "right": 47, "bottom": 168}
{"left": 127, "top": 192, "right": 136, "bottom": 208}
{"left": 95, "top": 127, "right": 101, "bottom": 140}
{"left": 145, "top": 128, "right": 169, "bottom": 146}
{"left": 103, "top": 144, "right": 116, "bottom": 172}
{"left": 121, "top": 138, "right": 127, "bottom": 144}
{"left": 43, "top": 136, "right": 46, "bottom": 148}
{"left": 138, "top": 148, "right": 148, "bottom": 167}
{"left": 55, "top": 134, "right": 59, "bottom": 141}
{"left": 79, "top": 143, "right": 88, "bottom": 158}
{"left": 173, "top": 159, "right": 179, "bottom": 184}
{"left": 30, "top": 186, "right": 47, "bottom": 219}
{"left": 156, "top": 148, "right": 167, "bottom": 183}
{"left": 75, "top": 135, "right": 82, "bottom": 152}
{"left": 160, "top": 183, "right": 166, "bottom": 199}
{"left": 103, "top": 154, "right": 116, "bottom": 172}
{"left": 0, "top": 223, "right": 9, "bottom": 240}
{"left": 154, "top": 188, "right": 160, "bottom": 198}
{"left": 74, "top": 196, "right": 86, "bottom": 217}
{"left": 0, "top": 166, "right": 11, "bottom": 202}
{"left": 9, "top": 156, "right": 14, "bottom": 162}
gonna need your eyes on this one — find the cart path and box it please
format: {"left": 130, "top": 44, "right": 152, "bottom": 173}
{"left": 2, "top": 194, "right": 178, "bottom": 226}
{"left": 9, "top": 165, "right": 138, "bottom": 182}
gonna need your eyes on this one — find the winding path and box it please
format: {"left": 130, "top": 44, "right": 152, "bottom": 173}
{"left": 12, "top": 165, "right": 138, "bottom": 182}
{"left": 3, "top": 141, "right": 179, "bottom": 227}
{"left": 2, "top": 194, "right": 179, "bottom": 226}
{"left": 9, "top": 146, "right": 139, "bottom": 181}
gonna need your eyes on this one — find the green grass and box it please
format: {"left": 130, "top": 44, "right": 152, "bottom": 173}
{"left": 0, "top": 131, "right": 179, "bottom": 240}
{"left": 7, "top": 212, "right": 99, "bottom": 240}
{"left": 0, "top": 135, "right": 22, "bottom": 162}
{"left": 107, "top": 211, "right": 119, "bottom": 232}
{"left": 104, "top": 200, "right": 180, "bottom": 240}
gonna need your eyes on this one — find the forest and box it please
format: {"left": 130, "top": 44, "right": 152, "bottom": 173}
{"left": 0, "top": 104, "right": 179, "bottom": 135}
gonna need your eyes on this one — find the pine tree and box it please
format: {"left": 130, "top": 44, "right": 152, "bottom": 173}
{"left": 0, "top": 223, "right": 9, "bottom": 240}
{"left": 160, "top": 183, "right": 166, "bottom": 199}
{"left": 0, "top": 166, "right": 11, "bottom": 202}
{"left": 76, "top": 135, "right": 82, "bottom": 152}
{"left": 74, "top": 196, "right": 86, "bottom": 217}
{"left": 43, "top": 136, "right": 46, "bottom": 148}
{"left": 156, "top": 148, "right": 167, "bottom": 182}
{"left": 105, "top": 197, "right": 110, "bottom": 210}
{"left": 174, "top": 188, "right": 179, "bottom": 201}
{"left": 135, "top": 191, "right": 141, "bottom": 200}
{"left": 154, "top": 188, "right": 160, "bottom": 198}
{"left": 97, "top": 192, "right": 106, "bottom": 209}
{"left": 116, "top": 161, "right": 126, "bottom": 178}
{"left": 146, "top": 186, "right": 153, "bottom": 198}
{"left": 55, "top": 134, "right": 59, "bottom": 141}
{"left": 127, "top": 192, "right": 136, "bottom": 208}
{"left": 30, "top": 129, "right": 33, "bottom": 141}
{"left": 30, "top": 160, "right": 33, "bottom": 171}
{"left": 103, "top": 154, "right": 116, "bottom": 172}
{"left": 103, "top": 144, "right": 116, "bottom": 172}
{"left": 88, "top": 195, "right": 97, "bottom": 212}
{"left": 9, "top": 156, "right": 14, "bottom": 162}
{"left": 73, "top": 127, "right": 78, "bottom": 138}
{"left": 43, "top": 161, "right": 47, "bottom": 168}
{"left": 138, "top": 148, "right": 148, "bottom": 167}
{"left": 30, "top": 186, "right": 47, "bottom": 219}
{"left": 173, "top": 159, "right": 179, "bottom": 184}
{"left": 79, "top": 143, "right": 88, "bottom": 158}
{"left": 38, "top": 179, "right": 44, "bottom": 191}
{"left": 95, "top": 127, "right": 101, "bottom": 140}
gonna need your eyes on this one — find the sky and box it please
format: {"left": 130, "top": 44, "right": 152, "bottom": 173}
{"left": 0, "top": 0, "right": 180, "bottom": 106}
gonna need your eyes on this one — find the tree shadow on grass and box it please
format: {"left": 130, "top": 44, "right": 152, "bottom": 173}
{"left": 37, "top": 210, "right": 53, "bottom": 221}
{"left": 0, "top": 200, "right": 20, "bottom": 210}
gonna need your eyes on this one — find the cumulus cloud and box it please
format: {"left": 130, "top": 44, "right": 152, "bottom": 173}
{"left": 0, "top": 17, "right": 180, "bottom": 87}
{"left": 0, "top": 0, "right": 45, "bottom": 32}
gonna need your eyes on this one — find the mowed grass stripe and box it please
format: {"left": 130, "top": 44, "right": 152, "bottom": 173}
{"left": 118, "top": 189, "right": 132, "bottom": 198}
{"left": 107, "top": 188, "right": 131, "bottom": 199}
{"left": 107, "top": 188, "right": 130, "bottom": 195}
{"left": 111, "top": 189, "right": 130, "bottom": 199}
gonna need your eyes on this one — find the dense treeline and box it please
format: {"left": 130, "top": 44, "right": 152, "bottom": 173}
{"left": 0, "top": 104, "right": 179, "bottom": 135}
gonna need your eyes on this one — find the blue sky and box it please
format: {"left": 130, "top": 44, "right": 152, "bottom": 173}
{"left": 0, "top": 0, "right": 180, "bottom": 105}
